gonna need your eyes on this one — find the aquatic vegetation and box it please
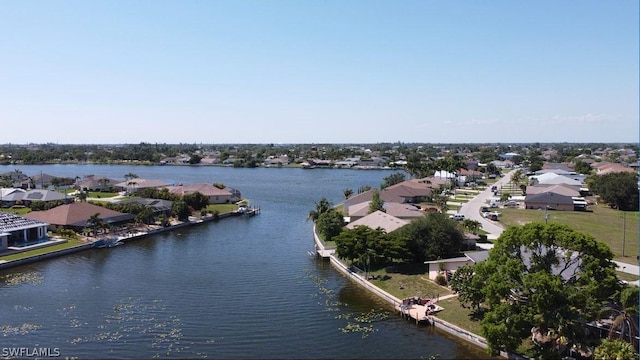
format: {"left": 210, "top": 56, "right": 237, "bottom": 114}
{"left": 304, "top": 268, "right": 387, "bottom": 338}
{"left": 66, "top": 297, "right": 187, "bottom": 358}
{"left": 354, "top": 309, "right": 389, "bottom": 323}
{"left": 339, "top": 322, "right": 377, "bottom": 338}
{"left": 1, "top": 323, "right": 42, "bottom": 336}
{"left": 2, "top": 271, "right": 43, "bottom": 286}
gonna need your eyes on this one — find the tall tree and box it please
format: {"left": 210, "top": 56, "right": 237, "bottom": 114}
{"left": 86, "top": 213, "right": 106, "bottom": 236}
{"left": 461, "top": 219, "right": 481, "bottom": 234}
{"left": 588, "top": 172, "right": 639, "bottom": 211}
{"left": 381, "top": 172, "right": 406, "bottom": 189}
{"left": 171, "top": 200, "right": 191, "bottom": 221}
{"left": 454, "top": 222, "right": 620, "bottom": 357}
{"left": 315, "top": 209, "right": 344, "bottom": 242}
{"left": 368, "top": 190, "right": 385, "bottom": 214}
{"left": 307, "top": 197, "right": 332, "bottom": 221}
{"left": 394, "top": 212, "right": 463, "bottom": 263}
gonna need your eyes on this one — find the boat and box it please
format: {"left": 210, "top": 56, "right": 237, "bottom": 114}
{"left": 93, "top": 237, "right": 124, "bottom": 249}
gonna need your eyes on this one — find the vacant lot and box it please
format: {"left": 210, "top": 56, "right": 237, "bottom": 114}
{"left": 499, "top": 204, "right": 638, "bottom": 262}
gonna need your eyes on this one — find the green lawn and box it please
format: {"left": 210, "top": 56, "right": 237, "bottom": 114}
{"left": 368, "top": 264, "right": 453, "bottom": 300}
{"left": 499, "top": 204, "right": 639, "bottom": 261}
{"left": 206, "top": 203, "right": 238, "bottom": 214}
{"left": 87, "top": 191, "right": 119, "bottom": 198}
{"left": 1, "top": 207, "right": 31, "bottom": 215}
{"left": 0, "top": 239, "right": 85, "bottom": 262}
{"left": 435, "top": 297, "right": 484, "bottom": 336}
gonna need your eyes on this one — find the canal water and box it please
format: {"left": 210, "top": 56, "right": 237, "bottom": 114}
{"left": 0, "top": 165, "right": 489, "bottom": 359}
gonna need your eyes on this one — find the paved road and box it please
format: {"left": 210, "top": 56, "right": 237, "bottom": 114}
{"left": 454, "top": 170, "right": 639, "bottom": 276}
{"left": 457, "top": 169, "right": 516, "bottom": 239}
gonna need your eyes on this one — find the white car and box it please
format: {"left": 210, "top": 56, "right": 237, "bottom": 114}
{"left": 449, "top": 213, "right": 465, "bottom": 221}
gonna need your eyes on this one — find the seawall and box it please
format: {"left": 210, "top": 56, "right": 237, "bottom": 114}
{"left": 313, "top": 225, "right": 523, "bottom": 359}
{"left": 0, "top": 211, "right": 244, "bottom": 271}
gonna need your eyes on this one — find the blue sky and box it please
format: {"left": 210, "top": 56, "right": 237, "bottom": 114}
{"left": 1, "top": 1, "right": 638, "bottom": 144}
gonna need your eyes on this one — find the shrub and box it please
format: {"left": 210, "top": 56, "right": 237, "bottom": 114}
{"left": 435, "top": 274, "right": 447, "bottom": 286}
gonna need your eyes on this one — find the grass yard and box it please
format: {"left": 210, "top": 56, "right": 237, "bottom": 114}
{"left": 368, "top": 263, "right": 453, "bottom": 300}
{"left": 206, "top": 203, "right": 238, "bottom": 214}
{"left": 87, "top": 191, "right": 119, "bottom": 198}
{"left": 435, "top": 297, "right": 484, "bottom": 336}
{"left": 499, "top": 204, "right": 639, "bottom": 262}
{"left": 0, "top": 239, "right": 85, "bottom": 262}
{"left": 1, "top": 207, "right": 31, "bottom": 215}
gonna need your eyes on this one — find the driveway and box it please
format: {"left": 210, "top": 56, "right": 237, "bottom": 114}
{"left": 457, "top": 170, "right": 516, "bottom": 239}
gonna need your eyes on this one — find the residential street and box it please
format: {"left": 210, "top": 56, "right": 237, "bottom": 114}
{"left": 457, "top": 169, "right": 516, "bottom": 240}
{"left": 454, "top": 169, "right": 638, "bottom": 277}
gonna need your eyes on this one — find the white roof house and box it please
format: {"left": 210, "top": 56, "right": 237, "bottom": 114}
{"left": 345, "top": 211, "right": 408, "bottom": 233}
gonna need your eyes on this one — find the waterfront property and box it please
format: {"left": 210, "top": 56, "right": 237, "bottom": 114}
{"left": 23, "top": 202, "right": 135, "bottom": 232}
{"left": 164, "top": 183, "right": 241, "bottom": 204}
{"left": 0, "top": 211, "right": 49, "bottom": 251}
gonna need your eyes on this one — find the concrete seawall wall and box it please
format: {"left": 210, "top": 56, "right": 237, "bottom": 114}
{"left": 0, "top": 244, "right": 93, "bottom": 270}
{"left": 313, "top": 225, "right": 521, "bottom": 359}
{"left": 0, "top": 211, "right": 244, "bottom": 271}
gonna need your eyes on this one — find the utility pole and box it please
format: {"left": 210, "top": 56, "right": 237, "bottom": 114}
{"left": 622, "top": 212, "right": 626, "bottom": 257}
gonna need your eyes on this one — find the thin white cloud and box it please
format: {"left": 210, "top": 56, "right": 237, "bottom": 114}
{"left": 550, "top": 113, "right": 624, "bottom": 124}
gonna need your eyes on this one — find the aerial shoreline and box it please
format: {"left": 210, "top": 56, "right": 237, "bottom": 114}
{"left": 0, "top": 210, "right": 246, "bottom": 271}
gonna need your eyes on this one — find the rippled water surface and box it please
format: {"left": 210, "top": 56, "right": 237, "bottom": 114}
{"left": 0, "top": 165, "right": 489, "bottom": 359}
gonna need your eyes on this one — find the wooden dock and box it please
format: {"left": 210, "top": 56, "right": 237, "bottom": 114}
{"left": 395, "top": 297, "right": 443, "bottom": 325}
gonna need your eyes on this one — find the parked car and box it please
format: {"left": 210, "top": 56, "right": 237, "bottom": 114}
{"left": 482, "top": 211, "right": 501, "bottom": 218}
{"left": 449, "top": 213, "right": 465, "bottom": 221}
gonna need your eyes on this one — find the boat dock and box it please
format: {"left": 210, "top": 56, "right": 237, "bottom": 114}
{"left": 396, "top": 297, "right": 443, "bottom": 325}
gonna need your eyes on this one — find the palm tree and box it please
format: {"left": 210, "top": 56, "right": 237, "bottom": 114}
{"left": 124, "top": 173, "right": 139, "bottom": 181}
{"left": 127, "top": 181, "right": 138, "bottom": 195}
{"left": 433, "top": 193, "right": 449, "bottom": 214}
{"left": 77, "top": 190, "right": 88, "bottom": 202}
{"left": 87, "top": 213, "right": 106, "bottom": 236}
{"left": 604, "top": 287, "right": 639, "bottom": 350}
{"left": 307, "top": 198, "right": 331, "bottom": 221}
{"left": 461, "top": 219, "right": 481, "bottom": 234}
{"left": 343, "top": 188, "right": 354, "bottom": 200}
{"left": 97, "top": 178, "right": 110, "bottom": 192}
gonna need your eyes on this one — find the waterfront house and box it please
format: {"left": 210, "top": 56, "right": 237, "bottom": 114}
{"left": 164, "top": 184, "right": 241, "bottom": 204}
{"left": 424, "top": 251, "right": 490, "bottom": 280}
{"left": 0, "top": 211, "right": 49, "bottom": 251}
{"left": 347, "top": 201, "right": 424, "bottom": 222}
{"left": 345, "top": 210, "right": 408, "bottom": 233}
{"left": 117, "top": 198, "right": 173, "bottom": 217}
{"left": 24, "top": 202, "right": 134, "bottom": 232}
{"left": 29, "top": 172, "right": 56, "bottom": 189}
{"left": 113, "top": 178, "right": 170, "bottom": 194}
{"left": 77, "top": 175, "right": 119, "bottom": 192}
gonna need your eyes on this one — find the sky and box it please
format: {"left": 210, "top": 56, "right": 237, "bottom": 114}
{"left": 0, "top": 1, "right": 638, "bottom": 144}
